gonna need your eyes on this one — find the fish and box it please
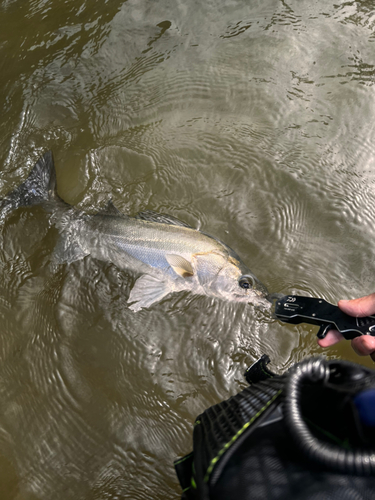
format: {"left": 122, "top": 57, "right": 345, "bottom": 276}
{"left": 0, "top": 151, "right": 270, "bottom": 312}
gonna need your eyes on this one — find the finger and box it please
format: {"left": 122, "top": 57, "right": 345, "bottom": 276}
{"left": 351, "top": 336, "right": 375, "bottom": 358}
{"left": 317, "top": 329, "right": 343, "bottom": 347}
{"left": 338, "top": 293, "right": 375, "bottom": 317}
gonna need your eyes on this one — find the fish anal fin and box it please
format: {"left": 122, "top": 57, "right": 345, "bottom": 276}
{"left": 128, "top": 274, "right": 171, "bottom": 311}
{"left": 135, "top": 210, "right": 193, "bottom": 228}
{"left": 166, "top": 254, "right": 194, "bottom": 278}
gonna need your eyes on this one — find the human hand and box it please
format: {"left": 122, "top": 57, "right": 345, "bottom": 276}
{"left": 317, "top": 293, "right": 375, "bottom": 361}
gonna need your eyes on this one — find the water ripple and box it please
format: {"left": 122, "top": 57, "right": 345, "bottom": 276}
{"left": 2, "top": 1, "right": 375, "bottom": 499}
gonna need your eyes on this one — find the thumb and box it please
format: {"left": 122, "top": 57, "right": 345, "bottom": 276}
{"left": 338, "top": 293, "right": 375, "bottom": 317}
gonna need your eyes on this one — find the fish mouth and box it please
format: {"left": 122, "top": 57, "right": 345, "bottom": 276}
{"left": 259, "top": 294, "right": 273, "bottom": 308}
{"left": 254, "top": 281, "right": 269, "bottom": 299}
{"left": 246, "top": 287, "right": 272, "bottom": 309}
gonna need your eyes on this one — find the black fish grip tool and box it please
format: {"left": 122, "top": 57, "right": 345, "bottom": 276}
{"left": 274, "top": 295, "right": 375, "bottom": 339}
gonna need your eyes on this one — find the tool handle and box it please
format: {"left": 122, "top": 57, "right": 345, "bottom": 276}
{"left": 274, "top": 295, "right": 375, "bottom": 340}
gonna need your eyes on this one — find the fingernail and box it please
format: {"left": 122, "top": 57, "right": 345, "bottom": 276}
{"left": 351, "top": 338, "right": 369, "bottom": 357}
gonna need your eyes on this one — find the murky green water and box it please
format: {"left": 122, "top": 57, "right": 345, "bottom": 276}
{"left": 1, "top": 0, "right": 375, "bottom": 498}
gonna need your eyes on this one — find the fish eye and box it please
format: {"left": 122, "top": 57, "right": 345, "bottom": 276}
{"left": 239, "top": 276, "right": 254, "bottom": 290}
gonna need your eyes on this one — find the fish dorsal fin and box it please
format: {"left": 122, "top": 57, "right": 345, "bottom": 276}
{"left": 166, "top": 254, "right": 194, "bottom": 278}
{"left": 135, "top": 210, "right": 193, "bottom": 228}
{"left": 98, "top": 200, "right": 123, "bottom": 216}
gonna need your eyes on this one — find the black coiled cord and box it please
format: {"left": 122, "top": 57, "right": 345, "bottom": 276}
{"left": 284, "top": 357, "right": 375, "bottom": 476}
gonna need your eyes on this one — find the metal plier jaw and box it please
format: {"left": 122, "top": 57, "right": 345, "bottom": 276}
{"left": 274, "top": 295, "right": 375, "bottom": 340}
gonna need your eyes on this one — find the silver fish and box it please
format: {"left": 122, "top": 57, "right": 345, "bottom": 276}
{"left": 1, "top": 151, "right": 270, "bottom": 312}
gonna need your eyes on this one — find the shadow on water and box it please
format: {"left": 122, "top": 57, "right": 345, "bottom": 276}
{"left": 1, "top": 0, "right": 375, "bottom": 498}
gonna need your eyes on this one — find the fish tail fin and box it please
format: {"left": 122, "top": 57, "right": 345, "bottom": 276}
{"left": 1, "top": 151, "right": 57, "bottom": 215}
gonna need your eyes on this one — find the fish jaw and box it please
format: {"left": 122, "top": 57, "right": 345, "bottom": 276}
{"left": 218, "top": 281, "right": 272, "bottom": 309}
{"left": 252, "top": 278, "right": 272, "bottom": 308}
{"left": 247, "top": 289, "right": 272, "bottom": 309}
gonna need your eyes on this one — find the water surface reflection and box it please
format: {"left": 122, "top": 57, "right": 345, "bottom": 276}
{"left": 1, "top": 0, "right": 375, "bottom": 498}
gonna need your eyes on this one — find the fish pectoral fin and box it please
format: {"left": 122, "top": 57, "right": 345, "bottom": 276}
{"left": 165, "top": 254, "right": 194, "bottom": 278}
{"left": 127, "top": 274, "right": 171, "bottom": 312}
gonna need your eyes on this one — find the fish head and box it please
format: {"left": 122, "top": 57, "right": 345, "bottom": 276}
{"left": 194, "top": 252, "right": 271, "bottom": 309}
